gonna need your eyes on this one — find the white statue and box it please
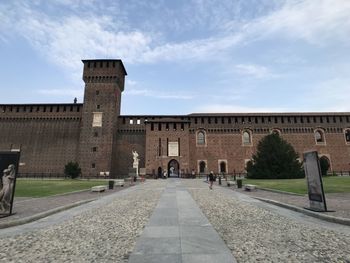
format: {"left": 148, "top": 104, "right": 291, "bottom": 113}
{"left": 0, "top": 164, "right": 16, "bottom": 213}
{"left": 132, "top": 150, "right": 139, "bottom": 164}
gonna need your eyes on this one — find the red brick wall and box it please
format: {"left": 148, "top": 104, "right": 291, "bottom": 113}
{"left": 0, "top": 104, "right": 82, "bottom": 174}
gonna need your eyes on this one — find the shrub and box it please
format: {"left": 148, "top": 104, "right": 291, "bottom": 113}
{"left": 247, "top": 133, "right": 304, "bottom": 179}
{"left": 64, "top": 162, "right": 81, "bottom": 179}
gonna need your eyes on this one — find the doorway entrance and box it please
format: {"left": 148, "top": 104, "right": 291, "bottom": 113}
{"left": 168, "top": 159, "right": 180, "bottom": 178}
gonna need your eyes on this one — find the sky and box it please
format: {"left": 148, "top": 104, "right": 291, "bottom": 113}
{"left": 0, "top": 0, "right": 349, "bottom": 115}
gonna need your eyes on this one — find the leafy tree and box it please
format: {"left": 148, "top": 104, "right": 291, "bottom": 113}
{"left": 247, "top": 133, "right": 304, "bottom": 179}
{"left": 64, "top": 161, "right": 81, "bottom": 179}
{"left": 319, "top": 157, "right": 330, "bottom": 176}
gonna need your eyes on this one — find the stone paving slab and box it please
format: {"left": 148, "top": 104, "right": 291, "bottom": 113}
{"left": 129, "top": 179, "right": 237, "bottom": 263}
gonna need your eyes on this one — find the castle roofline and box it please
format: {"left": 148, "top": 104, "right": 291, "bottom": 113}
{"left": 82, "top": 59, "right": 127, "bottom": 75}
{"left": 188, "top": 112, "right": 350, "bottom": 116}
{"left": 0, "top": 103, "right": 83, "bottom": 107}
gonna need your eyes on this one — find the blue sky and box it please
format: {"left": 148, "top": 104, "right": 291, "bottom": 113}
{"left": 0, "top": 0, "right": 349, "bottom": 115}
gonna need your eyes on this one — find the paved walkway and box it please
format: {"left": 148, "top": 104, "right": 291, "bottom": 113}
{"left": 129, "top": 179, "right": 236, "bottom": 263}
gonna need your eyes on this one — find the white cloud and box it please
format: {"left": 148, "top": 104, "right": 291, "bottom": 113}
{"left": 1, "top": 0, "right": 349, "bottom": 75}
{"left": 234, "top": 64, "right": 277, "bottom": 79}
{"left": 195, "top": 104, "right": 287, "bottom": 113}
{"left": 303, "top": 78, "right": 350, "bottom": 112}
{"left": 243, "top": 0, "right": 350, "bottom": 44}
{"left": 37, "top": 88, "right": 83, "bottom": 97}
{"left": 125, "top": 89, "right": 193, "bottom": 100}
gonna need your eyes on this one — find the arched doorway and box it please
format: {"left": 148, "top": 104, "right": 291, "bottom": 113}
{"left": 199, "top": 161, "right": 206, "bottom": 174}
{"left": 168, "top": 159, "right": 179, "bottom": 178}
{"left": 220, "top": 161, "right": 226, "bottom": 174}
{"left": 319, "top": 156, "right": 330, "bottom": 176}
{"left": 157, "top": 167, "right": 162, "bottom": 178}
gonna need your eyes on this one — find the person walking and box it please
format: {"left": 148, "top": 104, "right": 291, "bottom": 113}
{"left": 208, "top": 171, "right": 215, "bottom": 190}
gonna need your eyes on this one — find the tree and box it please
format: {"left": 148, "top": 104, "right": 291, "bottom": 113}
{"left": 247, "top": 133, "right": 304, "bottom": 179}
{"left": 64, "top": 161, "right": 81, "bottom": 179}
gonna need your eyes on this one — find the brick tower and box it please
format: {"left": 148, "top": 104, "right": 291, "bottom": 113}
{"left": 78, "top": 59, "right": 127, "bottom": 177}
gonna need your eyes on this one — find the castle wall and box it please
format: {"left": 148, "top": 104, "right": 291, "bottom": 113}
{"left": 114, "top": 116, "right": 146, "bottom": 177}
{"left": 0, "top": 104, "right": 82, "bottom": 174}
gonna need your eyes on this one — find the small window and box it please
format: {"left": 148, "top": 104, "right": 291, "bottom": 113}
{"left": 92, "top": 147, "right": 97, "bottom": 152}
{"left": 315, "top": 130, "right": 325, "bottom": 144}
{"left": 137, "top": 119, "right": 141, "bottom": 125}
{"left": 129, "top": 119, "right": 134, "bottom": 124}
{"left": 94, "top": 131, "right": 98, "bottom": 137}
{"left": 197, "top": 131, "right": 206, "bottom": 145}
{"left": 151, "top": 123, "right": 154, "bottom": 131}
{"left": 243, "top": 131, "right": 251, "bottom": 145}
{"left": 345, "top": 129, "right": 350, "bottom": 143}
{"left": 91, "top": 163, "right": 96, "bottom": 168}
{"left": 96, "top": 90, "right": 100, "bottom": 95}
{"left": 97, "top": 105, "right": 100, "bottom": 110}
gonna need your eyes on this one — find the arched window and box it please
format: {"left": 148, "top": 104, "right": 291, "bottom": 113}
{"left": 243, "top": 131, "right": 251, "bottom": 144}
{"left": 315, "top": 130, "right": 325, "bottom": 144}
{"left": 197, "top": 131, "right": 206, "bottom": 145}
{"left": 345, "top": 129, "right": 350, "bottom": 143}
{"left": 271, "top": 129, "right": 281, "bottom": 136}
{"left": 199, "top": 161, "right": 206, "bottom": 173}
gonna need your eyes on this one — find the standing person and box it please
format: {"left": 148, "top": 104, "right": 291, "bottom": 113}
{"left": 208, "top": 171, "right": 215, "bottom": 190}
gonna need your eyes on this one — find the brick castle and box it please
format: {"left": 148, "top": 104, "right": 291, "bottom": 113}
{"left": 1, "top": 59, "right": 349, "bottom": 177}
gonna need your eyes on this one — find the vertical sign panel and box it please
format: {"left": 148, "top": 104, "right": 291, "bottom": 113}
{"left": 303, "top": 151, "right": 327, "bottom": 212}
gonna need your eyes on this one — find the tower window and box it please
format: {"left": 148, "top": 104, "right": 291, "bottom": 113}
{"left": 92, "top": 147, "right": 97, "bottom": 152}
{"left": 315, "top": 130, "right": 325, "bottom": 144}
{"left": 97, "top": 105, "right": 100, "bottom": 110}
{"left": 129, "top": 119, "right": 134, "bottom": 124}
{"left": 345, "top": 129, "right": 350, "bottom": 143}
{"left": 91, "top": 163, "right": 96, "bottom": 168}
{"left": 197, "top": 131, "right": 206, "bottom": 145}
{"left": 242, "top": 131, "right": 252, "bottom": 145}
{"left": 96, "top": 90, "right": 100, "bottom": 95}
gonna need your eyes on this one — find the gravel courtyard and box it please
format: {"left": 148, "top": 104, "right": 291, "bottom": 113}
{"left": 0, "top": 179, "right": 349, "bottom": 263}
{"left": 0, "top": 181, "right": 165, "bottom": 263}
{"left": 184, "top": 180, "right": 350, "bottom": 263}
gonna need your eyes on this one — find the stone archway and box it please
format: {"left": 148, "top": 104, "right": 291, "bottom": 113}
{"left": 199, "top": 161, "right": 206, "bottom": 174}
{"left": 168, "top": 159, "right": 180, "bottom": 178}
{"left": 157, "top": 167, "right": 162, "bottom": 178}
{"left": 220, "top": 161, "right": 227, "bottom": 174}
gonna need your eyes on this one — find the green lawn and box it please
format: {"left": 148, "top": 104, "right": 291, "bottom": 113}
{"left": 243, "top": 177, "right": 350, "bottom": 195}
{"left": 15, "top": 179, "right": 108, "bottom": 197}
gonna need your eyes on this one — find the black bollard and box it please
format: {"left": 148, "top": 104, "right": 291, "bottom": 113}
{"left": 219, "top": 176, "right": 222, "bottom": 185}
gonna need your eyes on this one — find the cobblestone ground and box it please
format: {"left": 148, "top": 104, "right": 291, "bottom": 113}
{"left": 0, "top": 181, "right": 165, "bottom": 263}
{"left": 185, "top": 181, "right": 350, "bottom": 263}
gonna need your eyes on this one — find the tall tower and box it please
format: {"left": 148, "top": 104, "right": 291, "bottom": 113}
{"left": 79, "top": 59, "right": 127, "bottom": 177}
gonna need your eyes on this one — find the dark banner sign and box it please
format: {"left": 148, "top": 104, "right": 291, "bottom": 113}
{"left": 0, "top": 151, "right": 20, "bottom": 217}
{"left": 303, "top": 151, "right": 327, "bottom": 212}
